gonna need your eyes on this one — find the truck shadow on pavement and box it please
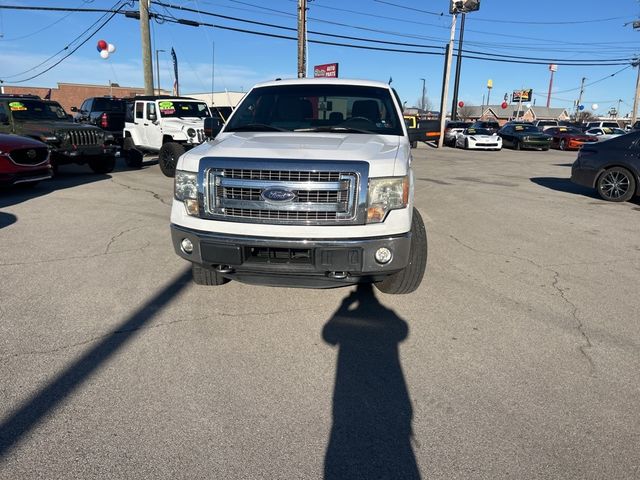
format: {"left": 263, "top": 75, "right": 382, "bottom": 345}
{"left": 0, "top": 212, "right": 17, "bottom": 229}
{"left": 0, "top": 267, "right": 192, "bottom": 458}
{"left": 530, "top": 177, "right": 598, "bottom": 199}
{"left": 322, "top": 284, "right": 421, "bottom": 480}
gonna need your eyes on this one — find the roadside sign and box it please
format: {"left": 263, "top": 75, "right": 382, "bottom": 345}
{"left": 314, "top": 63, "right": 339, "bottom": 78}
{"left": 512, "top": 89, "right": 533, "bottom": 102}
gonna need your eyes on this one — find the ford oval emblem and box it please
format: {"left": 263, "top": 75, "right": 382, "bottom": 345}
{"left": 261, "top": 187, "right": 297, "bottom": 203}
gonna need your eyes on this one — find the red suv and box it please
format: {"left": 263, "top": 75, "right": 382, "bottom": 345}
{"left": 0, "top": 134, "right": 52, "bottom": 187}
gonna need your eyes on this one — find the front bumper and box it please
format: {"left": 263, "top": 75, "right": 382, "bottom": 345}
{"left": 171, "top": 224, "right": 412, "bottom": 287}
{"left": 0, "top": 166, "right": 52, "bottom": 186}
{"left": 51, "top": 145, "right": 116, "bottom": 163}
{"left": 522, "top": 139, "right": 551, "bottom": 149}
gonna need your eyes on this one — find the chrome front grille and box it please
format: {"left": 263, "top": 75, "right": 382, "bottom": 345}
{"left": 198, "top": 159, "right": 369, "bottom": 225}
{"left": 68, "top": 129, "right": 101, "bottom": 146}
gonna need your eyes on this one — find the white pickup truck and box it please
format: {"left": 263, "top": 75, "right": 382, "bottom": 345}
{"left": 170, "top": 78, "right": 427, "bottom": 294}
{"left": 122, "top": 96, "right": 211, "bottom": 177}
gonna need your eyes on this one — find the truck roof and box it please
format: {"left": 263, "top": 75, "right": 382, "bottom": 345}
{"left": 126, "top": 95, "right": 198, "bottom": 101}
{"left": 252, "top": 78, "right": 393, "bottom": 89}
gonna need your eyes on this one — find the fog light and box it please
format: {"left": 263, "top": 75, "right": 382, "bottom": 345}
{"left": 375, "top": 247, "right": 392, "bottom": 264}
{"left": 181, "top": 238, "right": 194, "bottom": 254}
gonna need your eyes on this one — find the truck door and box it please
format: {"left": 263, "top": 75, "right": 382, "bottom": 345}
{"left": 133, "top": 101, "right": 150, "bottom": 148}
{"left": 144, "top": 102, "right": 163, "bottom": 150}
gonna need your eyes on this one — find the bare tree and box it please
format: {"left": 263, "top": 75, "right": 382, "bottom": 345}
{"left": 457, "top": 103, "right": 475, "bottom": 121}
{"left": 415, "top": 97, "right": 433, "bottom": 112}
{"left": 576, "top": 111, "right": 597, "bottom": 123}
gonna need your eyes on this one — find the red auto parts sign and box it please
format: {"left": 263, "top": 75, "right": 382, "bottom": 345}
{"left": 314, "top": 63, "right": 339, "bottom": 78}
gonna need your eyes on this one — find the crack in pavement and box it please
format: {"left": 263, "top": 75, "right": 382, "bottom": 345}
{"left": 0, "top": 308, "right": 315, "bottom": 363}
{"left": 0, "top": 242, "right": 151, "bottom": 268}
{"left": 104, "top": 226, "right": 146, "bottom": 255}
{"left": 443, "top": 231, "right": 596, "bottom": 374}
{"left": 110, "top": 178, "right": 171, "bottom": 206}
{"left": 550, "top": 270, "right": 595, "bottom": 375}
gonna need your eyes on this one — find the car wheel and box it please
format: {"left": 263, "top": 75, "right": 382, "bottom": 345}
{"left": 123, "top": 137, "right": 143, "bottom": 169}
{"left": 158, "top": 142, "right": 185, "bottom": 178}
{"left": 514, "top": 140, "right": 521, "bottom": 150}
{"left": 410, "top": 140, "right": 418, "bottom": 149}
{"left": 192, "top": 264, "right": 229, "bottom": 286}
{"left": 375, "top": 208, "right": 427, "bottom": 295}
{"left": 88, "top": 154, "right": 116, "bottom": 174}
{"left": 560, "top": 139, "right": 567, "bottom": 151}
{"left": 464, "top": 139, "right": 469, "bottom": 150}
{"left": 597, "top": 167, "right": 636, "bottom": 202}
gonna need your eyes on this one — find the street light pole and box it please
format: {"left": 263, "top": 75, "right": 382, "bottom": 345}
{"left": 155, "top": 49, "right": 165, "bottom": 95}
{"left": 450, "top": 12, "right": 466, "bottom": 121}
{"left": 420, "top": 78, "right": 426, "bottom": 112}
{"left": 437, "top": 13, "right": 457, "bottom": 148}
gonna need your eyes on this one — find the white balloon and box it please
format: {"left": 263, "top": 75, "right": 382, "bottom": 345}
{"left": 591, "top": 103, "right": 599, "bottom": 110}
{"left": 100, "top": 50, "right": 110, "bottom": 59}
{"left": 107, "top": 43, "right": 116, "bottom": 53}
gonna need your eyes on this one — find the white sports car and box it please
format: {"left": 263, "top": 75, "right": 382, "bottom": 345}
{"left": 455, "top": 127, "right": 502, "bottom": 150}
{"left": 584, "top": 127, "right": 626, "bottom": 141}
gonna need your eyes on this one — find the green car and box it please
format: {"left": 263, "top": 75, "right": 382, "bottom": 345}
{"left": 498, "top": 124, "right": 552, "bottom": 150}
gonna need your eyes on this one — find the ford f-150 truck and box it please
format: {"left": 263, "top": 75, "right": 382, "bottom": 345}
{"left": 170, "top": 78, "right": 427, "bottom": 294}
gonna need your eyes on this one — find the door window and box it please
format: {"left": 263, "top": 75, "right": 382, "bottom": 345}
{"left": 135, "top": 102, "right": 144, "bottom": 119}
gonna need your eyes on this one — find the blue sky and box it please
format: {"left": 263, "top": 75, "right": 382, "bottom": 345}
{"left": 1, "top": 0, "right": 639, "bottom": 115}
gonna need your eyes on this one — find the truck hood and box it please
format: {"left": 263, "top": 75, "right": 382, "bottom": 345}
{"left": 180, "top": 132, "right": 405, "bottom": 177}
{"left": 16, "top": 120, "right": 101, "bottom": 136}
{"left": 161, "top": 117, "right": 205, "bottom": 129}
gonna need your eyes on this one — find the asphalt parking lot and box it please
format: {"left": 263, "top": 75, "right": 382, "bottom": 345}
{"left": 1, "top": 145, "right": 639, "bottom": 479}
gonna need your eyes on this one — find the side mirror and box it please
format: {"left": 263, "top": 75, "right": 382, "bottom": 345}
{"left": 148, "top": 112, "right": 157, "bottom": 121}
{"left": 204, "top": 117, "right": 223, "bottom": 139}
{"left": 70, "top": 106, "right": 78, "bottom": 112}
{"left": 0, "top": 113, "right": 9, "bottom": 124}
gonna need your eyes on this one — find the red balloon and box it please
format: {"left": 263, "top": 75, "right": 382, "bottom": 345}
{"left": 501, "top": 101, "right": 508, "bottom": 109}
{"left": 97, "top": 40, "right": 108, "bottom": 51}
{"left": 458, "top": 101, "right": 464, "bottom": 108}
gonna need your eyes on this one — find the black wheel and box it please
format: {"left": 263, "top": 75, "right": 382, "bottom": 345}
{"left": 375, "top": 208, "right": 427, "bottom": 295}
{"left": 560, "top": 139, "right": 567, "bottom": 151}
{"left": 410, "top": 140, "right": 418, "bottom": 149}
{"left": 123, "top": 137, "right": 143, "bottom": 169}
{"left": 192, "top": 264, "right": 229, "bottom": 286}
{"left": 158, "top": 142, "right": 185, "bottom": 178}
{"left": 541, "top": 147, "right": 549, "bottom": 151}
{"left": 88, "top": 154, "right": 116, "bottom": 174}
{"left": 514, "top": 139, "right": 521, "bottom": 150}
{"left": 464, "top": 139, "right": 469, "bottom": 150}
{"left": 596, "top": 167, "right": 636, "bottom": 202}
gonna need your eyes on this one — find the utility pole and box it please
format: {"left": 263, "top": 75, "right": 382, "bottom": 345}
{"left": 631, "top": 60, "right": 640, "bottom": 125}
{"left": 420, "top": 78, "right": 426, "bottom": 111}
{"left": 437, "top": 14, "right": 457, "bottom": 148}
{"left": 139, "top": 0, "right": 154, "bottom": 95}
{"left": 297, "top": 0, "right": 307, "bottom": 78}
{"left": 546, "top": 64, "right": 557, "bottom": 108}
{"left": 575, "top": 76, "right": 586, "bottom": 121}
{"left": 450, "top": 12, "right": 466, "bottom": 121}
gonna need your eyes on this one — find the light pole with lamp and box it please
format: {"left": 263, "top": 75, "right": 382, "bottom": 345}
{"left": 155, "top": 49, "right": 166, "bottom": 95}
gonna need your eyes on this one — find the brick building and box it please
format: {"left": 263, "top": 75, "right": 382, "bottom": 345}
{"left": 1, "top": 82, "right": 159, "bottom": 113}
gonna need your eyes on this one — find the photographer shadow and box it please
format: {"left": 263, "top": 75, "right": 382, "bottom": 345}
{"left": 323, "top": 283, "right": 420, "bottom": 480}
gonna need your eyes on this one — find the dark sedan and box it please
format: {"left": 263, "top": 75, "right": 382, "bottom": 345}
{"left": 546, "top": 127, "right": 598, "bottom": 151}
{"left": 571, "top": 131, "right": 640, "bottom": 202}
{"left": 498, "top": 124, "right": 551, "bottom": 150}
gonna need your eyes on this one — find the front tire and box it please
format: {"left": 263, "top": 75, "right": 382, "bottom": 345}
{"left": 158, "top": 142, "right": 185, "bottom": 177}
{"left": 514, "top": 139, "right": 521, "bottom": 150}
{"left": 88, "top": 154, "right": 116, "bottom": 174}
{"left": 192, "top": 264, "right": 230, "bottom": 286}
{"left": 123, "top": 137, "right": 143, "bottom": 169}
{"left": 375, "top": 208, "right": 427, "bottom": 295}
{"left": 560, "top": 139, "right": 567, "bottom": 151}
{"left": 597, "top": 167, "right": 636, "bottom": 202}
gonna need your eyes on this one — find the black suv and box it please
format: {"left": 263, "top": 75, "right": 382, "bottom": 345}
{"left": 0, "top": 95, "right": 116, "bottom": 174}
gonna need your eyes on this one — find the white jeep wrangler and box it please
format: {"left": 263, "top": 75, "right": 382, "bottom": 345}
{"left": 170, "top": 78, "right": 427, "bottom": 293}
{"left": 123, "top": 96, "right": 211, "bottom": 177}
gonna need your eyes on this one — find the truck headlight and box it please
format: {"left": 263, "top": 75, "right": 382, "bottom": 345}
{"left": 174, "top": 170, "right": 199, "bottom": 215}
{"left": 367, "top": 176, "right": 409, "bottom": 223}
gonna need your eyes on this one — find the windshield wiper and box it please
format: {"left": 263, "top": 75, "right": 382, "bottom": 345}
{"left": 293, "top": 126, "right": 371, "bottom": 134}
{"left": 226, "top": 123, "right": 288, "bottom": 132}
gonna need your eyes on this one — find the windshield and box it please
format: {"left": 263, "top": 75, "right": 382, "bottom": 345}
{"left": 225, "top": 84, "right": 403, "bottom": 135}
{"left": 46, "top": 102, "right": 70, "bottom": 120}
{"left": 557, "top": 127, "right": 582, "bottom": 134}
{"left": 465, "top": 128, "right": 491, "bottom": 135}
{"left": 513, "top": 125, "right": 540, "bottom": 133}
{"left": 158, "top": 101, "right": 210, "bottom": 118}
{"left": 8, "top": 100, "right": 64, "bottom": 121}
{"left": 93, "top": 98, "right": 125, "bottom": 112}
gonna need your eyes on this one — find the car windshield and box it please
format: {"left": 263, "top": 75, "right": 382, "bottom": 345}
{"left": 602, "top": 127, "right": 625, "bottom": 134}
{"left": 513, "top": 125, "right": 539, "bottom": 133}
{"left": 8, "top": 99, "right": 63, "bottom": 121}
{"left": 157, "top": 101, "right": 210, "bottom": 118}
{"left": 46, "top": 102, "right": 70, "bottom": 120}
{"left": 225, "top": 84, "right": 403, "bottom": 135}
{"left": 465, "top": 128, "right": 491, "bottom": 135}
{"left": 93, "top": 98, "right": 125, "bottom": 112}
